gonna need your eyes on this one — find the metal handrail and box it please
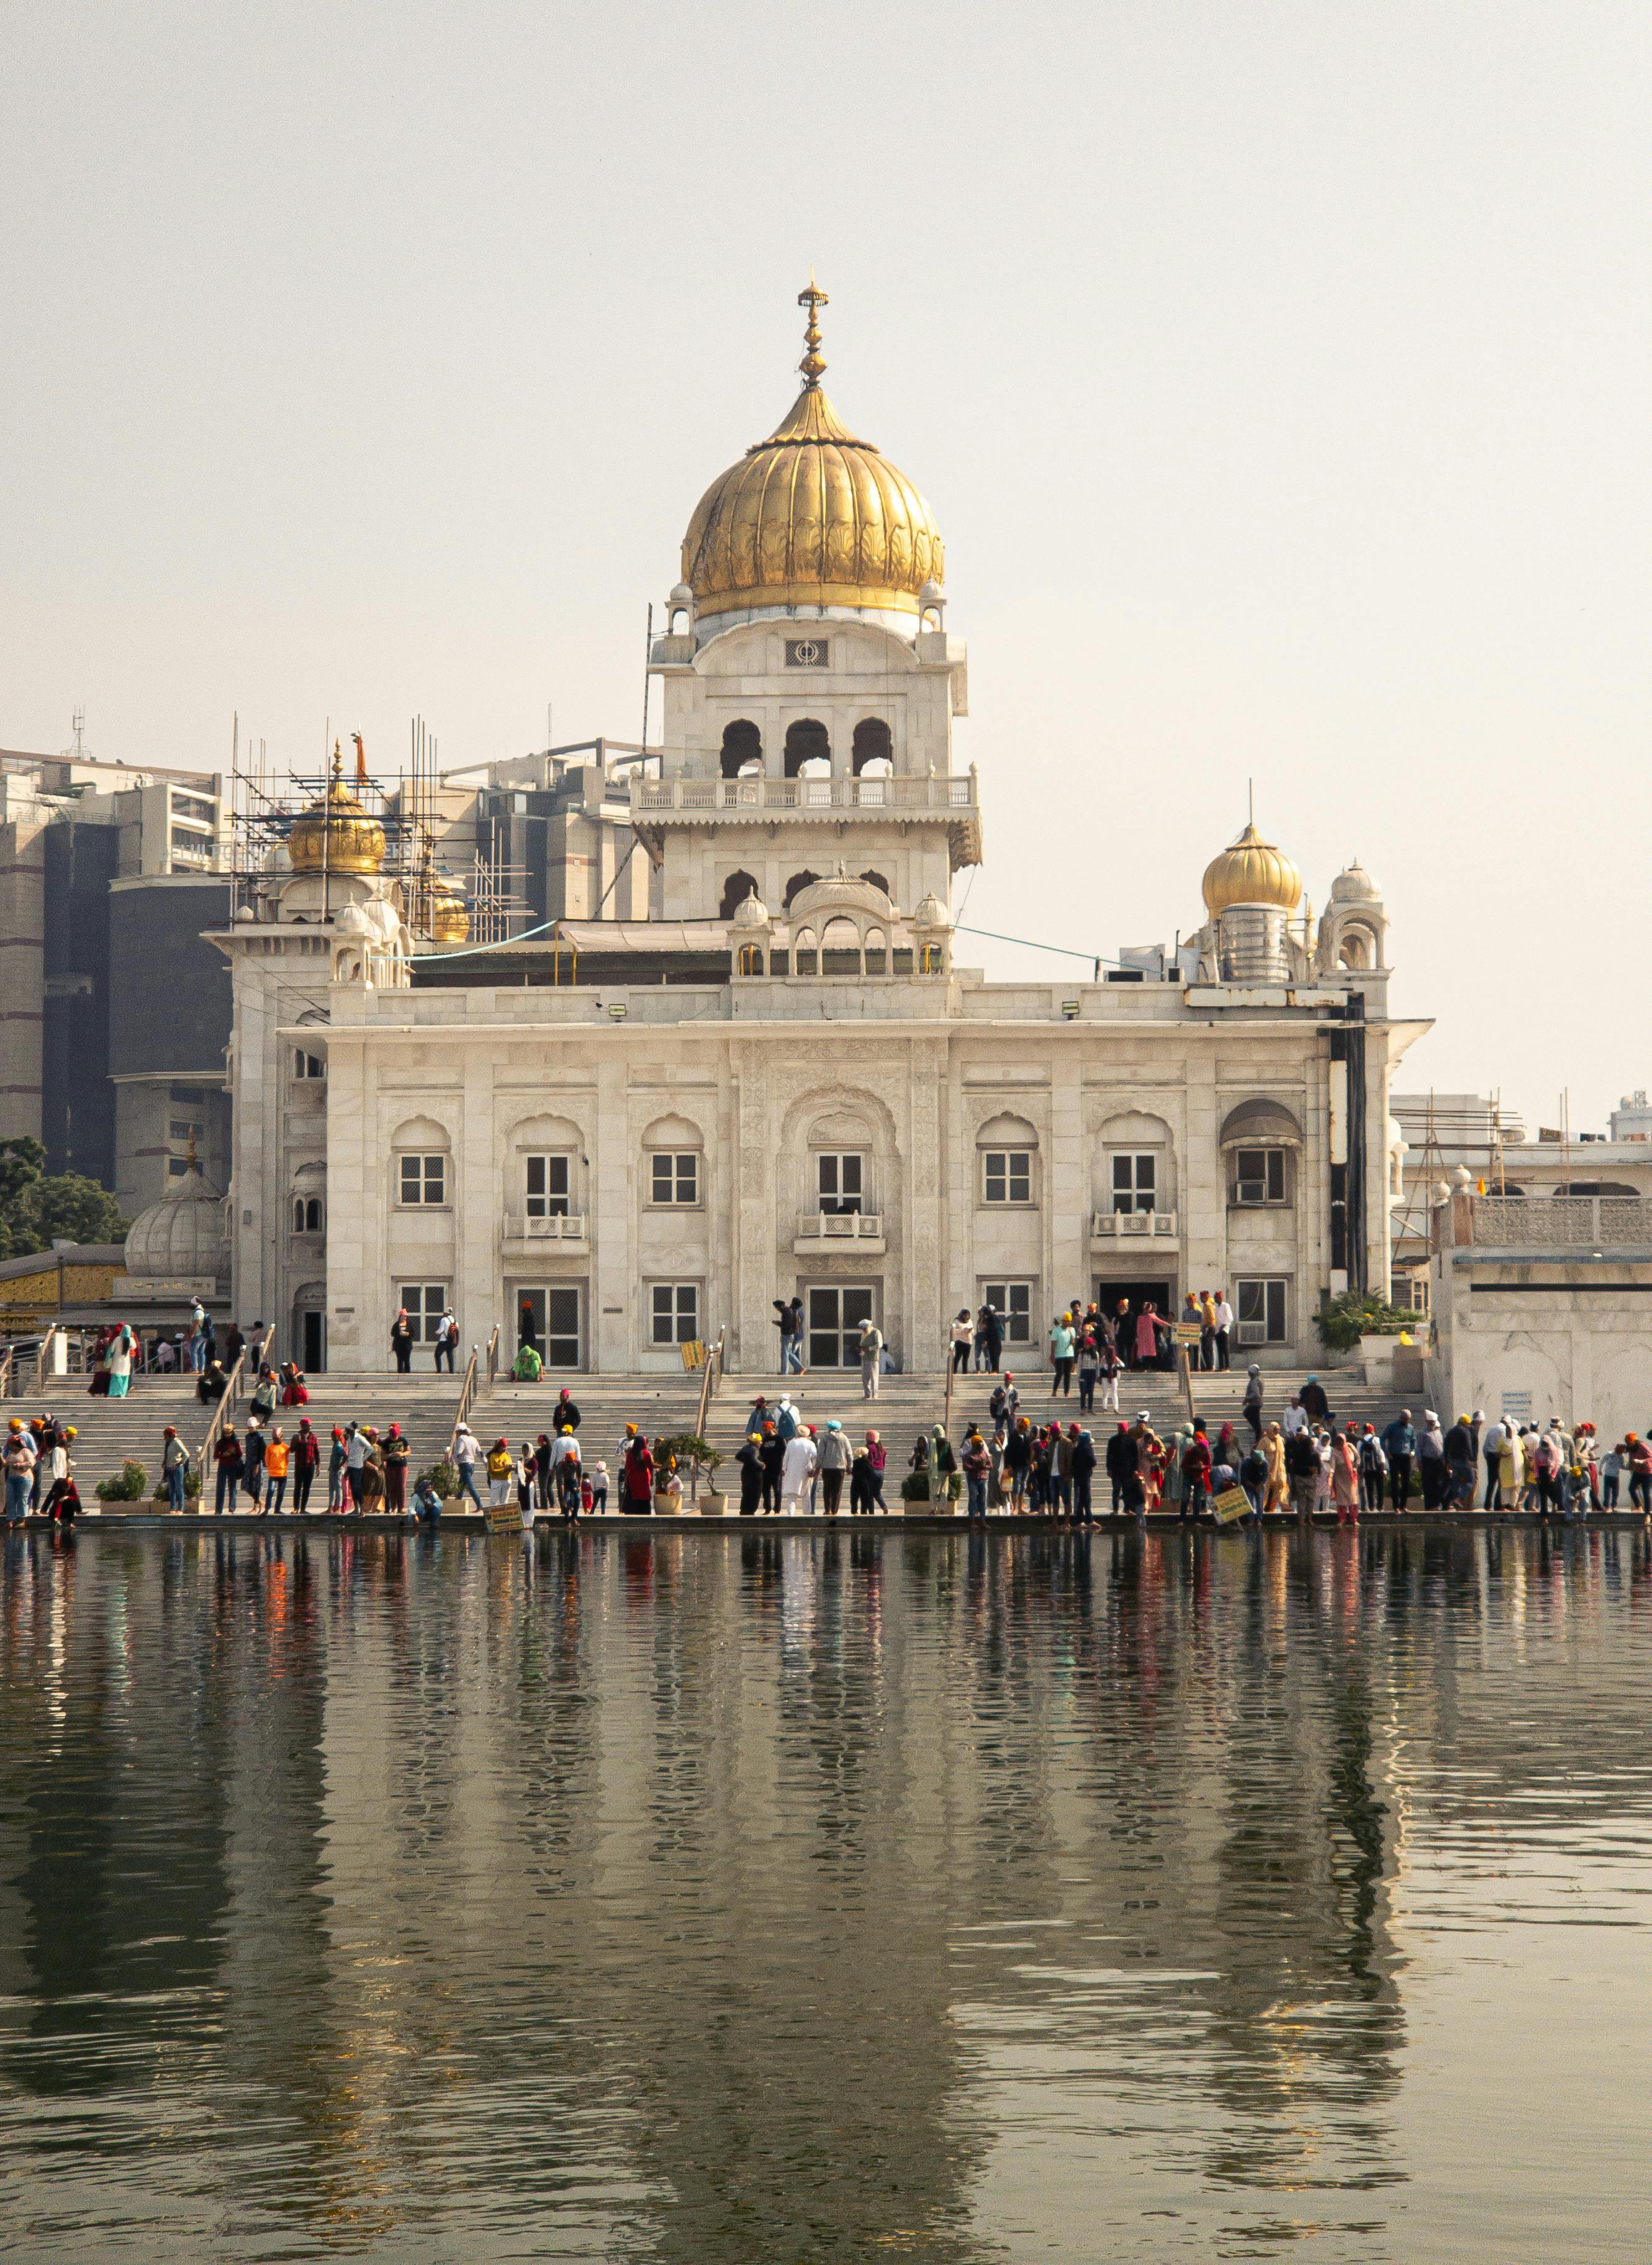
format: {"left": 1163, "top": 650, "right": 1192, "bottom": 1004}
{"left": 692, "top": 1327, "right": 725, "bottom": 1444}
{"left": 447, "top": 1345, "right": 479, "bottom": 1460}
{"left": 196, "top": 1350, "right": 248, "bottom": 1495}
{"left": 0, "top": 1347, "right": 13, "bottom": 1401}
{"left": 34, "top": 1324, "right": 61, "bottom": 1396}
{"left": 485, "top": 1323, "right": 500, "bottom": 1393}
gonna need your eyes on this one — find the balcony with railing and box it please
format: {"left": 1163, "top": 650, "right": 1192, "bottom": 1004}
{"left": 794, "top": 1210, "right": 887, "bottom": 1255}
{"left": 631, "top": 769, "right": 976, "bottom": 820}
{"left": 502, "top": 1211, "right": 589, "bottom": 1245}
{"left": 1091, "top": 1209, "right": 1180, "bottom": 1242}
{"left": 1470, "top": 1196, "right": 1652, "bottom": 1249}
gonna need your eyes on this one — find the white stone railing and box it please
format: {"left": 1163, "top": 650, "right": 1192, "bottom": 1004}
{"left": 1092, "top": 1209, "right": 1179, "bottom": 1239}
{"left": 797, "top": 1211, "right": 885, "bottom": 1241}
{"left": 1471, "top": 1195, "right": 1652, "bottom": 1247}
{"left": 503, "top": 1211, "right": 589, "bottom": 1242}
{"left": 631, "top": 772, "right": 976, "bottom": 816}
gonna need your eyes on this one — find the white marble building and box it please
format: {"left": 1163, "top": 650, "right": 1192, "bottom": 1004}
{"left": 215, "top": 289, "right": 1425, "bottom": 1377}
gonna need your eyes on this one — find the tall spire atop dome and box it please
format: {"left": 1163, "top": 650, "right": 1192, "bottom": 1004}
{"left": 680, "top": 278, "right": 944, "bottom": 623}
{"left": 797, "top": 271, "right": 828, "bottom": 388}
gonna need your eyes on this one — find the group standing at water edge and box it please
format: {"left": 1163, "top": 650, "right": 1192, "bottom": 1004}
{"left": 4, "top": 1298, "right": 1652, "bottom": 1526}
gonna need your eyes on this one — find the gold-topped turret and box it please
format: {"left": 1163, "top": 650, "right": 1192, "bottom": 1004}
{"left": 681, "top": 279, "right": 944, "bottom": 623}
{"left": 1201, "top": 821, "right": 1302, "bottom": 916}
{"left": 287, "top": 741, "right": 387, "bottom": 877}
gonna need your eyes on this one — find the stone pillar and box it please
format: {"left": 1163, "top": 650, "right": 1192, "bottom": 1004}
{"left": 907, "top": 1037, "right": 946, "bottom": 1368}
{"left": 1183, "top": 1054, "right": 1222, "bottom": 1300}
{"left": 323, "top": 1024, "right": 365, "bottom": 1370}
{"left": 593, "top": 1054, "right": 630, "bottom": 1375}
{"left": 459, "top": 1041, "right": 495, "bottom": 1370}
{"left": 732, "top": 1041, "right": 774, "bottom": 1373}
{"left": 1049, "top": 1046, "right": 1085, "bottom": 1316}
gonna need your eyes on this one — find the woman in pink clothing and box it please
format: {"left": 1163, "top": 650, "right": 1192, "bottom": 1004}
{"left": 1330, "top": 1429, "right": 1360, "bottom": 1524}
{"left": 1134, "top": 1302, "right": 1164, "bottom": 1370}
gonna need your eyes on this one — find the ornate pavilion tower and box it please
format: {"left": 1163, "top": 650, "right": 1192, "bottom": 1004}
{"left": 630, "top": 280, "right": 980, "bottom": 976}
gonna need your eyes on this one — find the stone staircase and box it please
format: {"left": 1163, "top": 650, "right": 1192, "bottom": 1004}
{"left": 49, "top": 1357, "right": 1409, "bottom": 1509}
{"left": 7, "top": 1376, "right": 209, "bottom": 1498}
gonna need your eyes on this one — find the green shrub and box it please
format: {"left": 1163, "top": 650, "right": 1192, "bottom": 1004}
{"left": 657, "top": 1432, "right": 722, "bottom": 1483}
{"left": 417, "top": 1460, "right": 458, "bottom": 1498}
{"left": 96, "top": 1459, "right": 149, "bottom": 1502}
{"left": 900, "top": 1470, "right": 963, "bottom": 1502}
{"left": 151, "top": 1468, "right": 202, "bottom": 1501}
{"left": 1315, "top": 1291, "right": 1416, "bottom": 1353}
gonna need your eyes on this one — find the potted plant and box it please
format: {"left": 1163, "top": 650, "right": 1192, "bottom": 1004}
{"left": 97, "top": 1459, "right": 149, "bottom": 1504}
{"left": 658, "top": 1432, "right": 724, "bottom": 1512}
{"left": 1316, "top": 1290, "right": 1412, "bottom": 1382}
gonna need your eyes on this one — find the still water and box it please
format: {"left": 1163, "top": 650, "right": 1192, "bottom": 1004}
{"left": 2, "top": 1524, "right": 1650, "bottom": 2263}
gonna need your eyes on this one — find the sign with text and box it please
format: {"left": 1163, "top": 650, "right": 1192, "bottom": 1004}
{"left": 1212, "top": 1486, "right": 1253, "bottom": 1526}
{"left": 1175, "top": 1321, "right": 1203, "bottom": 1347}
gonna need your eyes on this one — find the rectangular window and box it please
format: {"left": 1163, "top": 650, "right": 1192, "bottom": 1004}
{"left": 399, "top": 1283, "right": 449, "bottom": 1342}
{"left": 399, "top": 1153, "right": 446, "bottom": 1206}
{"left": 1232, "top": 1147, "right": 1288, "bottom": 1205}
{"left": 294, "top": 1051, "right": 325, "bottom": 1080}
{"left": 981, "top": 1280, "right": 1034, "bottom": 1343}
{"left": 171, "top": 792, "right": 219, "bottom": 826}
{"left": 649, "top": 1152, "right": 700, "bottom": 1206}
{"left": 169, "top": 826, "right": 212, "bottom": 863}
{"left": 650, "top": 1283, "right": 700, "bottom": 1345}
{"left": 982, "top": 1150, "right": 1032, "bottom": 1205}
{"left": 525, "top": 1154, "right": 572, "bottom": 1217}
{"left": 816, "top": 1152, "right": 865, "bottom": 1214}
{"left": 1111, "top": 1152, "right": 1158, "bottom": 1213}
{"left": 1235, "top": 1278, "right": 1288, "bottom": 1345}
{"left": 517, "top": 1286, "right": 582, "bottom": 1368}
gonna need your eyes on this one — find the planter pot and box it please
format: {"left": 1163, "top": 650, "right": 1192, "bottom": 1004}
{"left": 698, "top": 1491, "right": 727, "bottom": 1517}
{"left": 652, "top": 1492, "right": 682, "bottom": 1516}
{"left": 1360, "top": 1334, "right": 1399, "bottom": 1386}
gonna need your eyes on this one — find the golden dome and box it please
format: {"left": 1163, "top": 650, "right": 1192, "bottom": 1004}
{"left": 682, "top": 279, "right": 943, "bottom": 623}
{"left": 288, "top": 744, "right": 386, "bottom": 877}
{"left": 1201, "top": 822, "right": 1302, "bottom": 916}
{"left": 429, "top": 872, "right": 470, "bottom": 945}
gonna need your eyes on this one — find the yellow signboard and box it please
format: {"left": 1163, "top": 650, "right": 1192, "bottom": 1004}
{"left": 1212, "top": 1486, "right": 1252, "bottom": 1526}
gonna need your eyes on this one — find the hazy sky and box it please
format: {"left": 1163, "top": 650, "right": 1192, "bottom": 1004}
{"left": 6, "top": 2, "right": 1648, "bottom": 1132}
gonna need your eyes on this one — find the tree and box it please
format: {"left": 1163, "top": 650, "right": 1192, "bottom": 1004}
{"left": 0, "top": 1138, "right": 128, "bottom": 1260}
{"left": 22, "top": 1174, "right": 129, "bottom": 1251}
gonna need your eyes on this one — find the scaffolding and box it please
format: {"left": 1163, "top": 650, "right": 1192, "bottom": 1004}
{"left": 225, "top": 713, "right": 481, "bottom": 946}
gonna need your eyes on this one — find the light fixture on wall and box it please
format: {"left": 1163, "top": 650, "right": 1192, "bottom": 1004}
{"left": 607, "top": 1001, "right": 628, "bottom": 1021}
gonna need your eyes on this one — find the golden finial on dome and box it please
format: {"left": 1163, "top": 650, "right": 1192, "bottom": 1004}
{"left": 798, "top": 271, "right": 828, "bottom": 388}
{"left": 1201, "top": 820, "right": 1302, "bottom": 916}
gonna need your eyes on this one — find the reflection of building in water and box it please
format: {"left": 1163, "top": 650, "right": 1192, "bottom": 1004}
{"left": 34, "top": 1527, "right": 1652, "bottom": 2252}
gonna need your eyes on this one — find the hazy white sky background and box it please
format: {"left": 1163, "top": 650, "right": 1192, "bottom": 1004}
{"left": 4, "top": 2, "right": 1648, "bottom": 1131}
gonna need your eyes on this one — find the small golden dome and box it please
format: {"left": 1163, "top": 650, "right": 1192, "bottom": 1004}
{"left": 429, "top": 872, "right": 470, "bottom": 945}
{"left": 682, "top": 279, "right": 944, "bottom": 623}
{"left": 289, "top": 744, "right": 386, "bottom": 877}
{"left": 1201, "top": 823, "right": 1302, "bottom": 916}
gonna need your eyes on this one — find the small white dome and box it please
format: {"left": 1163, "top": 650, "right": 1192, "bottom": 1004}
{"left": 1329, "top": 861, "right": 1382, "bottom": 905}
{"left": 124, "top": 1160, "right": 228, "bottom": 1283}
{"left": 669, "top": 581, "right": 693, "bottom": 604}
{"left": 911, "top": 891, "right": 949, "bottom": 929}
{"left": 731, "top": 892, "right": 771, "bottom": 929}
{"left": 919, "top": 579, "right": 942, "bottom": 602}
{"left": 333, "top": 902, "right": 372, "bottom": 937}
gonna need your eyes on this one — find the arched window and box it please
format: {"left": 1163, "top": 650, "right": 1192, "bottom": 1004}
{"left": 851, "top": 718, "right": 893, "bottom": 775}
{"left": 719, "top": 870, "right": 759, "bottom": 920}
{"left": 293, "top": 1196, "right": 324, "bottom": 1234}
{"left": 737, "top": 942, "right": 765, "bottom": 977}
{"left": 793, "top": 928, "right": 818, "bottom": 976}
{"left": 977, "top": 1113, "right": 1040, "bottom": 1206}
{"left": 821, "top": 916, "right": 861, "bottom": 975}
{"left": 783, "top": 719, "right": 831, "bottom": 779}
{"left": 864, "top": 927, "right": 888, "bottom": 976}
{"left": 1338, "top": 928, "right": 1372, "bottom": 969}
{"left": 859, "top": 870, "right": 890, "bottom": 897}
{"left": 720, "top": 720, "right": 763, "bottom": 778}
{"left": 783, "top": 870, "right": 821, "bottom": 911}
